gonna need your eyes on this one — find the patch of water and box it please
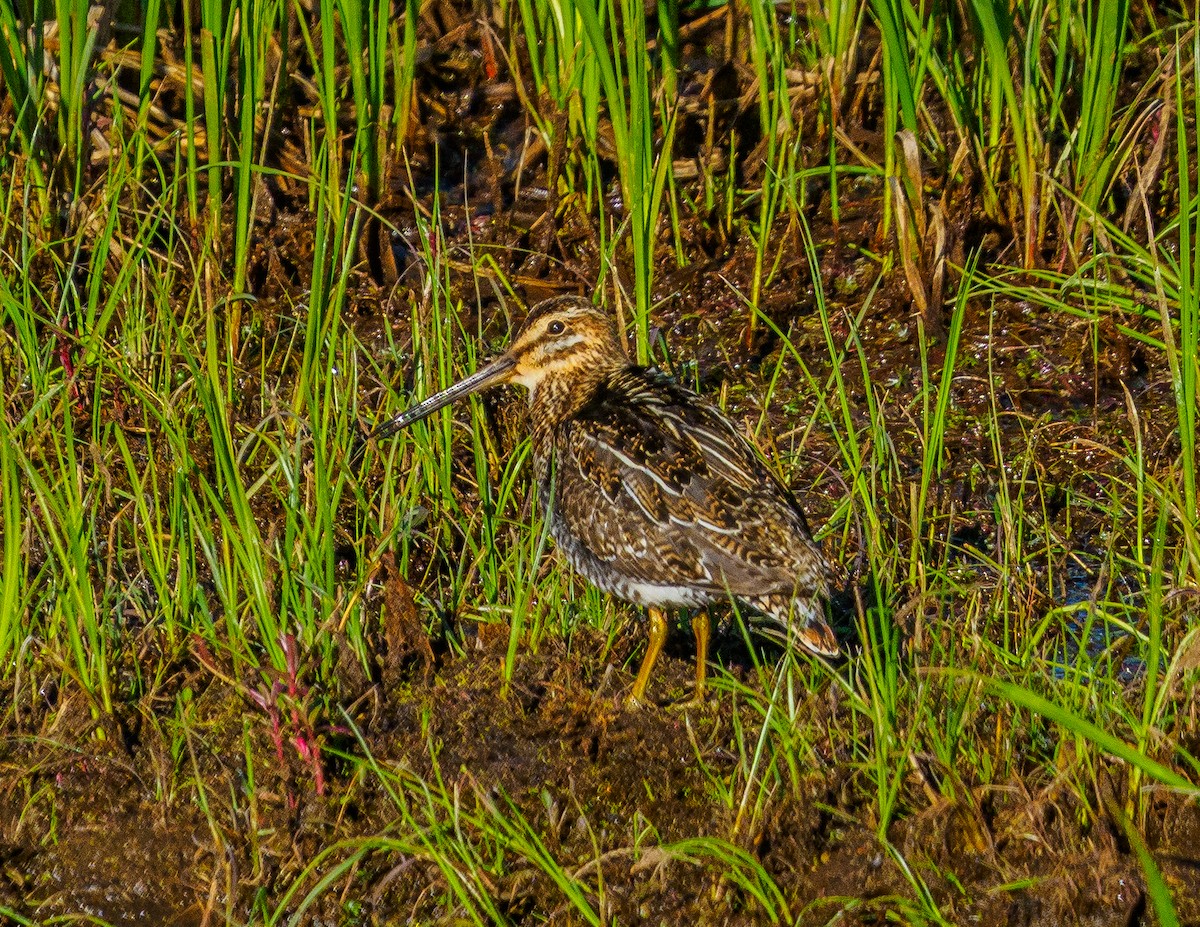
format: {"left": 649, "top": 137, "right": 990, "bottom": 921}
{"left": 1050, "top": 559, "right": 1146, "bottom": 685}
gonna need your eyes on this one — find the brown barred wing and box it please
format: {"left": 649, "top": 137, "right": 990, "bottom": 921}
{"left": 549, "top": 368, "right": 830, "bottom": 607}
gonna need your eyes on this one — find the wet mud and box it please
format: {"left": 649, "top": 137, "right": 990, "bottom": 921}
{"left": 4, "top": 630, "right": 1199, "bottom": 924}
{"left": 2, "top": 2, "right": 1198, "bottom": 924}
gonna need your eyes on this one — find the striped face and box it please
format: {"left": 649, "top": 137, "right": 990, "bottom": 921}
{"left": 507, "top": 298, "right": 625, "bottom": 392}
{"left": 370, "top": 296, "right": 625, "bottom": 439}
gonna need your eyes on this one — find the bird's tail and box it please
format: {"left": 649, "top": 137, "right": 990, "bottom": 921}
{"left": 747, "top": 593, "right": 839, "bottom": 657}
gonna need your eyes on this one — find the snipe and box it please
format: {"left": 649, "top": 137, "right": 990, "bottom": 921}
{"left": 373, "top": 296, "right": 837, "bottom": 706}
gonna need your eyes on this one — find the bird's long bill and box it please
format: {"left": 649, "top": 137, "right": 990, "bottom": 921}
{"left": 371, "top": 353, "right": 517, "bottom": 440}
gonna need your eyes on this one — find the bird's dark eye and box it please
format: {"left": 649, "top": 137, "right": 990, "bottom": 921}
{"left": 547, "top": 320, "right": 566, "bottom": 335}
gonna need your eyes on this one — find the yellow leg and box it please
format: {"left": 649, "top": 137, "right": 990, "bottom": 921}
{"left": 690, "top": 611, "right": 710, "bottom": 702}
{"left": 628, "top": 606, "right": 669, "bottom": 708}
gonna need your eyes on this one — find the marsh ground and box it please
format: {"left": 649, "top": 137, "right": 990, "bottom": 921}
{"left": 1, "top": 2, "right": 1199, "bottom": 924}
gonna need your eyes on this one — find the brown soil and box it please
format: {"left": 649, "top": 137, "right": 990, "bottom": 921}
{"left": 2, "top": 2, "right": 1198, "bottom": 925}
{"left": 4, "top": 630, "right": 1200, "bottom": 924}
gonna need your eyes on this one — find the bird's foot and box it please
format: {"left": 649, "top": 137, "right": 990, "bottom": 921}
{"left": 673, "top": 683, "right": 709, "bottom": 711}
{"left": 623, "top": 693, "right": 651, "bottom": 711}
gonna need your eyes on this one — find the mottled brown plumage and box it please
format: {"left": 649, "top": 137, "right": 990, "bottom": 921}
{"left": 373, "top": 296, "right": 837, "bottom": 705}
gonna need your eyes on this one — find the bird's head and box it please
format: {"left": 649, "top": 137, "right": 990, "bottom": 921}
{"left": 371, "top": 296, "right": 627, "bottom": 438}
